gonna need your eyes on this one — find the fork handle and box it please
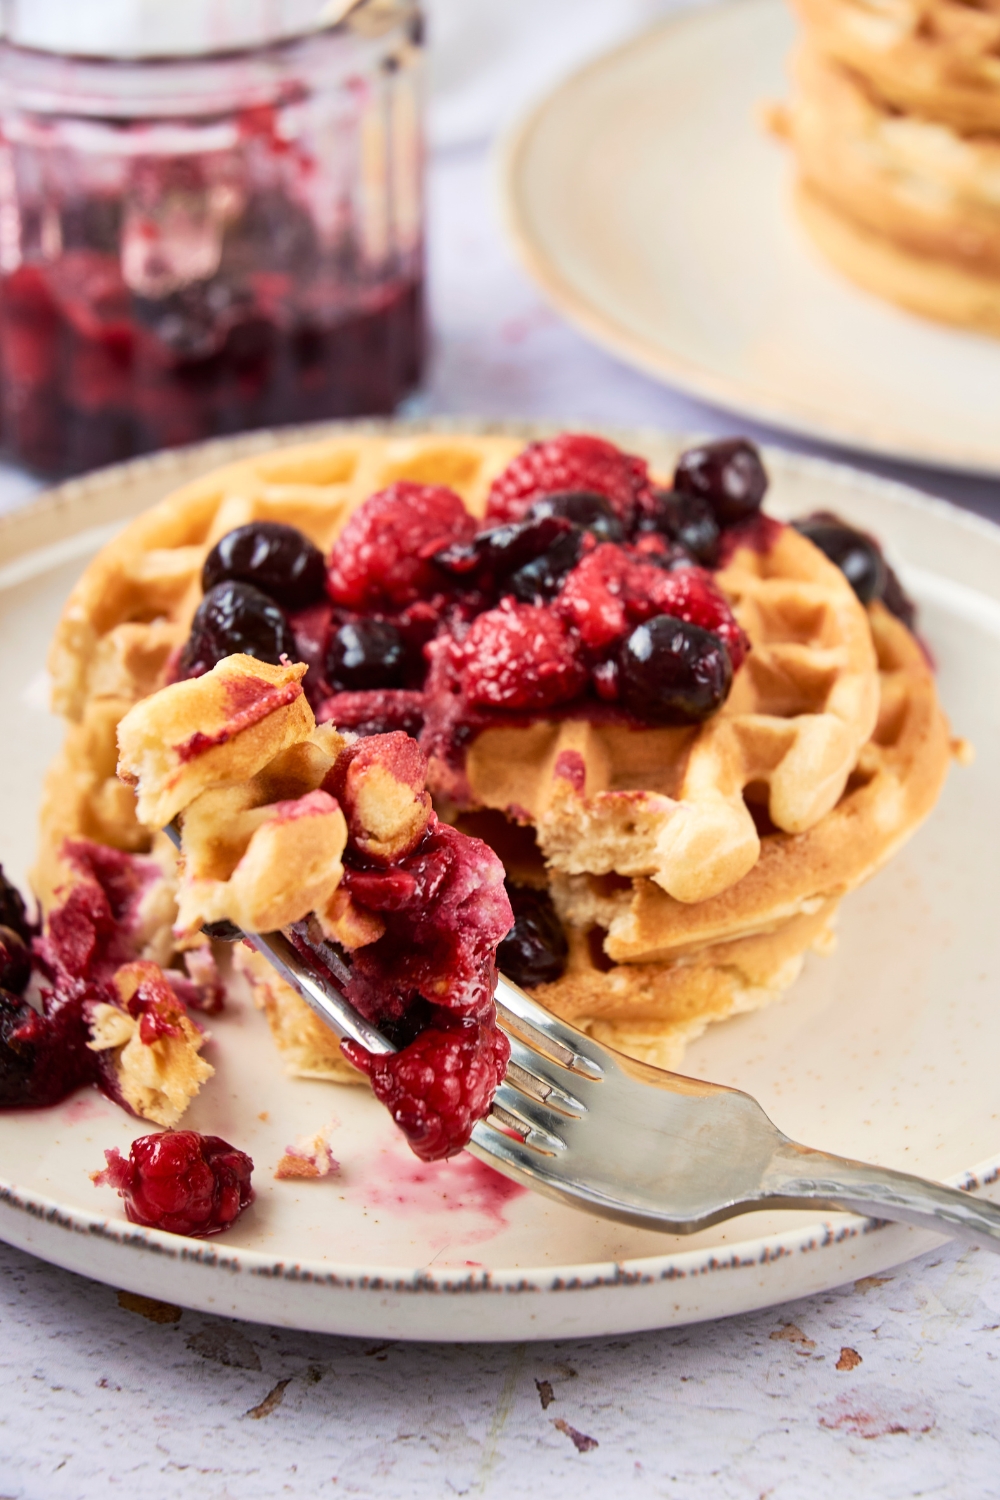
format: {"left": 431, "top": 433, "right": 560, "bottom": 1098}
{"left": 764, "top": 1139, "right": 1000, "bottom": 1252}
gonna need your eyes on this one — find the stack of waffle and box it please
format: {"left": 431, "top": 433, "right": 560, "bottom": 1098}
{"left": 38, "top": 428, "right": 953, "bottom": 1081}
{"left": 775, "top": 0, "right": 1000, "bottom": 334}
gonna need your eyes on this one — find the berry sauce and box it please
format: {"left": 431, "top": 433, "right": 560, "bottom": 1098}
{"left": 0, "top": 262, "right": 423, "bottom": 479}
{"left": 280, "top": 734, "right": 514, "bottom": 1161}
{"left": 0, "top": 844, "right": 216, "bottom": 1114}
{"left": 173, "top": 434, "right": 765, "bottom": 800}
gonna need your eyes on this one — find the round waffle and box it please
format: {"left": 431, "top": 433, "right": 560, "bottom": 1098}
{"left": 781, "top": 47, "right": 1000, "bottom": 281}
{"left": 462, "top": 521, "right": 879, "bottom": 904}
{"left": 34, "top": 428, "right": 949, "bottom": 1074}
{"left": 789, "top": 0, "right": 1000, "bottom": 133}
{"left": 795, "top": 178, "right": 1000, "bottom": 336}
{"left": 533, "top": 604, "right": 952, "bottom": 1065}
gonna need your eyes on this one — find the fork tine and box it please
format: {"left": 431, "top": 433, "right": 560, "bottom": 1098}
{"left": 496, "top": 975, "right": 605, "bottom": 1080}
{"left": 488, "top": 1087, "right": 568, "bottom": 1154}
{"left": 504, "top": 1042, "right": 589, "bottom": 1117}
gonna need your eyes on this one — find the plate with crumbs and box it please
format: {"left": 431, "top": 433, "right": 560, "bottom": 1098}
{"left": 0, "top": 419, "right": 998, "bottom": 1341}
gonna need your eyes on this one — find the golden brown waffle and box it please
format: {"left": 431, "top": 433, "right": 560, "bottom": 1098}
{"left": 782, "top": 48, "right": 1000, "bottom": 277}
{"left": 44, "top": 429, "right": 882, "bottom": 913}
{"left": 531, "top": 605, "right": 952, "bottom": 1064}
{"left": 35, "top": 428, "right": 949, "bottom": 1076}
{"left": 795, "top": 179, "right": 1000, "bottom": 337}
{"left": 49, "top": 431, "right": 524, "bottom": 724}
{"left": 117, "top": 654, "right": 354, "bottom": 937}
{"left": 776, "top": 0, "right": 1000, "bottom": 332}
{"left": 789, "top": 0, "right": 1000, "bottom": 133}
{"left": 771, "top": 46, "right": 1000, "bottom": 334}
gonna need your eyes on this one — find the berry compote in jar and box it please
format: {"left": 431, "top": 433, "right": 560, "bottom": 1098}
{"left": 0, "top": 0, "right": 425, "bottom": 477}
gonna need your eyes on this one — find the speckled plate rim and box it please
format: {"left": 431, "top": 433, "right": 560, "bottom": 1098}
{"left": 499, "top": 0, "right": 1000, "bottom": 479}
{"left": 3, "top": 417, "right": 1000, "bottom": 1340}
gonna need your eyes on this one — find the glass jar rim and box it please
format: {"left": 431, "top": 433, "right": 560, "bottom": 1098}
{"left": 0, "top": 0, "right": 414, "bottom": 65}
{"left": 0, "top": 1, "right": 419, "bottom": 120}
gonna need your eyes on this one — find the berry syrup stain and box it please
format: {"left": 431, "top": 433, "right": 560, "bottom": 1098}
{"left": 353, "top": 1145, "right": 525, "bottom": 1250}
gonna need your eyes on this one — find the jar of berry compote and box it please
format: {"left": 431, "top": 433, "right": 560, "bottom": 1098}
{"left": 0, "top": 0, "right": 425, "bottom": 478}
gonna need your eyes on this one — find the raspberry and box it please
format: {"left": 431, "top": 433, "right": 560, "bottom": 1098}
{"left": 637, "top": 563, "right": 749, "bottom": 672}
{"left": 327, "top": 482, "right": 477, "bottom": 611}
{"left": 344, "top": 817, "right": 513, "bottom": 1022}
{"left": 554, "top": 544, "right": 631, "bottom": 650}
{"left": 343, "top": 1015, "right": 510, "bottom": 1162}
{"left": 459, "top": 601, "right": 586, "bottom": 711}
{"left": 485, "top": 434, "right": 652, "bottom": 528}
{"left": 554, "top": 543, "right": 748, "bottom": 669}
{"left": 94, "top": 1130, "right": 254, "bottom": 1237}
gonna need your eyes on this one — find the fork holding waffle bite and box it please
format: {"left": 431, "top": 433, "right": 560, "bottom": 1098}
{"left": 33, "top": 426, "right": 953, "bottom": 1108}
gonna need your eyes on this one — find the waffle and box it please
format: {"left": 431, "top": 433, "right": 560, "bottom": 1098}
{"left": 533, "top": 603, "right": 951, "bottom": 1064}
{"left": 35, "top": 427, "right": 948, "bottom": 1077}
{"left": 789, "top": 0, "right": 1000, "bottom": 133}
{"left": 462, "top": 521, "right": 879, "bottom": 904}
{"left": 777, "top": 0, "right": 1000, "bottom": 331}
{"left": 772, "top": 46, "right": 1000, "bottom": 333}
{"left": 795, "top": 178, "right": 1000, "bottom": 336}
{"left": 117, "top": 654, "right": 354, "bottom": 937}
{"left": 783, "top": 47, "right": 1000, "bottom": 276}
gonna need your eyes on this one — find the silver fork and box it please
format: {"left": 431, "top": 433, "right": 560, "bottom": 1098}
{"left": 197, "top": 911, "right": 1000, "bottom": 1252}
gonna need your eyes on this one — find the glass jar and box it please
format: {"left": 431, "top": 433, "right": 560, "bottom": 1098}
{"left": 0, "top": 0, "right": 425, "bottom": 477}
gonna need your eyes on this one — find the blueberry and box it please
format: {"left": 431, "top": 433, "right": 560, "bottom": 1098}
{"left": 497, "top": 884, "right": 568, "bottom": 988}
{"left": 0, "top": 867, "right": 31, "bottom": 944}
{"left": 792, "top": 515, "right": 887, "bottom": 606}
{"left": 526, "top": 491, "right": 625, "bottom": 543}
{"left": 639, "top": 489, "right": 720, "bottom": 566}
{"left": 325, "top": 620, "right": 407, "bottom": 691}
{"left": 507, "top": 529, "right": 582, "bottom": 602}
{"left": 618, "top": 615, "right": 732, "bottom": 723}
{"left": 177, "top": 581, "right": 296, "bottom": 678}
{"left": 0, "top": 927, "right": 30, "bottom": 996}
{"left": 674, "top": 439, "right": 768, "bottom": 527}
{"left": 434, "top": 515, "right": 570, "bottom": 579}
{"left": 202, "top": 521, "right": 325, "bottom": 608}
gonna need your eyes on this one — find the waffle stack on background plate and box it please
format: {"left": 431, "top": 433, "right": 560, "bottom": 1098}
{"left": 774, "top": 0, "right": 1000, "bottom": 334}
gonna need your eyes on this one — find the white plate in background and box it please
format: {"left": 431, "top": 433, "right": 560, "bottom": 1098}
{"left": 502, "top": 0, "right": 1000, "bottom": 476}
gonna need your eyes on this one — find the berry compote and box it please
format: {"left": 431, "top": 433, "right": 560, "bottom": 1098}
{"left": 173, "top": 433, "right": 765, "bottom": 795}
{"left": 0, "top": 845, "right": 218, "bottom": 1113}
{"left": 284, "top": 732, "right": 514, "bottom": 1161}
{"left": 0, "top": 15, "right": 425, "bottom": 477}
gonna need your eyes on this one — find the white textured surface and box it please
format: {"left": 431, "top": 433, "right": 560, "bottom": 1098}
{"left": 2, "top": 2, "right": 1000, "bottom": 1491}
{"left": 2, "top": 1235, "right": 1000, "bottom": 1497}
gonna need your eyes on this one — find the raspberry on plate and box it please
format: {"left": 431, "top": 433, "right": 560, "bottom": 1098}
{"left": 327, "top": 481, "right": 477, "bottom": 611}
{"left": 485, "top": 433, "right": 652, "bottom": 528}
{"left": 94, "top": 1130, "right": 254, "bottom": 1237}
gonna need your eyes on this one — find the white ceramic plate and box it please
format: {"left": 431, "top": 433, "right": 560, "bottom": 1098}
{"left": 1, "top": 423, "right": 998, "bottom": 1342}
{"left": 502, "top": 0, "right": 1000, "bottom": 477}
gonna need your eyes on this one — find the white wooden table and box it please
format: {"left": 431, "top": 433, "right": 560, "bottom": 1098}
{"left": 3, "top": 6, "right": 1000, "bottom": 1493}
